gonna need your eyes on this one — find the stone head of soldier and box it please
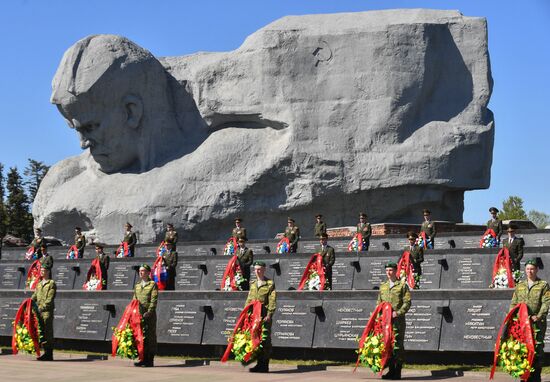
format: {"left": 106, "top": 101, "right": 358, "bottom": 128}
{"left": 51, "top": 35, "right": 186, "bottom": 174}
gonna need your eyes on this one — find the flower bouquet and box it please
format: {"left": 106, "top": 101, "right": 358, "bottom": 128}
{"left": 348, "top": 233, "right": 365, "bottom": 252}
{"left": 25, "top": 246, "right": 37, "bottom": 261}
{"left": 297, "top": 253, "right": 327, "bottom": 291}
{"left": 415, "top": 232, "right": 433, "bottom": 249}
{"left": 156, "top": 241, "right": 168, "bottom": 257}
{"left": 221, "top": 300, "right": 267, "bottom": 365}
{"left": 112, "top": 299, "right": 144, "bottom": 361}
{"left": 152, "top": 256, "right": 168, "bottom": 290}
{"left": 12, "top": 298, "right": 43, "bottom": 356}
{"left": 490, "top": 303, "right": 536, "bottom": 380}
{"left": 26, "top": 260, "right": 42, "bottom": 290}
{"left": 221, "top": 255, "right": 246, "bottom": 291}
{"left": 66, "top": 245, "right": 79, "bottom": 259}
{"left": 480, "top": 228, "right": 498, "bottom": 248}
{"left": 116, "top": 242, "right": 131, "bottom": 258}
{"left": 83, "top": 258, "right": 105, "bottom": 290}
{"left": 397, "top": 251, "right": 420, "bottom": 289}
{"left": 355, "top": 302, "right": 395, "bottom": 374}
{"left": 490, "top": 248, "right": 519, "bottom": 289}
{"left": 223, "top": 237, "right": 238, "bottom": 256}
{"left": 276, "top": 237, "right": 290, "bottom": 254}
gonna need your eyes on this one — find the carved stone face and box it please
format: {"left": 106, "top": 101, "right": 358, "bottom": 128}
{"left": 58, "top": 94, "right": 140, "bottom": 173}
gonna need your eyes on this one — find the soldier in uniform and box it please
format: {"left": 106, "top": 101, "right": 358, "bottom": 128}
{"left": 319, "top": 233, "right": 335, "bottom": 290}
{"left": 123, "top": 222, "right": 137, "bottom": 257}
{"left": 246, "top": 261, "right": 276, "bottom": 373}
{"left": 487, "top": 207, "right": 503, "bottom": 243}
{"left": 232, "top": 218, "right": 247, "bottom": 241}
{"left": 94, "top": 243, "right": 110, "bottom": 288}
{"left": 164, "top": 223, "right": 178, "bottom": 250}
{"left": 509, "top": 259, "right": 550, "bottom": 382}
{"left": 314, "top": 214, "right": 327, "bottom": 238}
{"left": 74, "top": 226, "right": 86, "bottom": 258}
{"left": 31, "top": 263, "right": 56, "bottom": 361}
{"left": 133, "top": 264, "right": 158, "bottom": 367}
{"left": 377, "top": 261, "right": 411, "bottom": 380}
{"left": 420, "top": 209, "right": 436, "bottom": 249}
{"left": 503, "top": 225, "right": 525, "bottom": 271}
{"left": 39, "top": 244, "right": 54, "bottom": 270}
{"left": 284, "top": 218, "right": 300, "bottom": 253}
{"left": 404, "top": 231, "right": 424, "bottom": 276}
{"left": 162, "top": 242, "right": 178, "bottom": 290}
{"left": 357, "top": 212, "right": 372, "bottom": 251}
{"left": 29, "top": 228, "right": 45, "bottom": 258}
{"left": 236, "top": 237, "right": 253, "bottom": 290}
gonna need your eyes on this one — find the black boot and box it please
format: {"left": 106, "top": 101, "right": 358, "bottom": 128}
{"left": 37, "top": 349, "right": 53, "bottom": 361}
{"left": 143, "top": 354, "right": 154, "bottom": 367}
{"left": 381, "top": 361, "right": 395, "bottom": 380}
{"left": 249, "top": 358, "right": 269, "bottom": 373}
{"left": 393, "top": 362, "right": 402, "bottom": 380}
{"left": 527, "top": 367, "right": 541, "bottom": 382}
{"left": 134, "top": 355, "right": 146, "bottom": 367}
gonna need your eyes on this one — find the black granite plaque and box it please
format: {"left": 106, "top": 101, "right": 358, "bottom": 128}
{"left": 54, "top": 300, "right": 110, "bottom": 340}
{"left": 417, "top": 256, "right": 442, "bottom": 289}
{"left": 201, "top": 297, "right": 245, "bottom": 345}
{"left": 331, "top": 259, "right": 354, "bottom": 290}
{"left": 274, "top": 258, "right": 311, "bottom": 290}
{"left": 0, "top": 264, "right": 24, "bottom": 289}
{"left": 312, "top": 300, "right": 377, "bottom": 348}
{"left": 353, "top": 256, "right": 396, "bottom": 290}
{"left": 404, "top": 300, "right": 445, "bottom": 351}
{"left": 199, "top": 258, "right": 233, "bottom": 291}
{"left": 104, "top": 300, "right": 134, "bottom": 340}
{"left": 175, "top": 261, "right": 204, "bottom": 290}
{"left": 52, "top": 263, "right": 76, "bottom": 290}
{"left": 525, "top": 233, "right": 550, "bottom": 247}
{"left": 272, "top": 299, "right": 317, "bottom": 347}
{"left": 0, "top": 298, "right": 22, "bottom": 335}
{"left": 108, "top": 262, "right": 139, "bottom": 290}
{"left": 439, "top": 254, "right": 495, "bottom": 289}
{"left": 156, "top": 300, "right": 205, "bottom": 343}
{"left": 439, "top": 299, "right": 509, "bottom": 351}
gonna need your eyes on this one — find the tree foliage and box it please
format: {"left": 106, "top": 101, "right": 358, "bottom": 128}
{"left": 498, "top": 196, "right": 528, "bottom": 221}
{"left": 5, "top": 167, "right": 33, "bottom": 241}
{"left": 24, "top": 159, "right": 49, "bottom": 203}
{"left": 527, "top": 210, "right": 550, "bottom": 229}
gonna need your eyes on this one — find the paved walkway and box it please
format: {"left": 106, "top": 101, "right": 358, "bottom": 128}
{"left": 0, "top": 353, "right": 544, "bottom": 381}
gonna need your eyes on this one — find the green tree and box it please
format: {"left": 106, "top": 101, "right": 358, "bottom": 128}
{"left": 0, "top": 163, "right": 6, "bottom": 238}
{"left": 527, "top": 210, "right": 550, "bottom": 229}
{"left": 498, "top": 196, "right": 528, "bottom": 221}
{"left": 5, "top": 167, "right": 33, "bottom": 241}
{"left": 24, "top": 159, "right": 49, "bottom": 203}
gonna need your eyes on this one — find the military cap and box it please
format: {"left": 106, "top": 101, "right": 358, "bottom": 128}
{"left": 42, "top": 263, "right": 52, "bottom": 270}
{"left": 489, "top": 207, "right": 499, "bottom": 214}
{"left": 507, "top": 224, "right": 518, "bottom": 232}
{"left": 253, "top": 261, "right": 267, "bottom": 267}
{"left": 125, "top": 222, "right": 133, "bottom": 228}
{"left": 167, "top": 223, "right": 174, "bottom": 228}
{"left": 35, "top": 228, "right": 42, "bottom": 232}
{"left": 320, "top": 233, "right": 329, "bottom": 239}
{"left": 407, "top": 231, "right": 418, "bottom": 239}
{"left": 235, "top": 217, "right": 243, "bottom": 222}
{"left": 287, "top": 217, "right": 295, "bottom": 223}
{"left": 525, "top": 259, "right": 539, "bottom": 267}
{"left": 94, "top": 242, "right": 105, "bottom": 249}
{"left": 385, "top": 261, "right": 398, "bottom": 269}
{"left": 315, "top": 214, "right": 323, "bottom": 218}
{"left": 140, "top": 264, "right": 151, "bottom": 271}
{"left": 237, "top": 237, "right": 246, "bottom": 242}
{"left": 423, "top": 209, "right": 431, "bottom": 215}
{"left": 75, "top": 226, "right": 82, "bottom": 231}
{"left": 359, "top": 212, "right": 367, "bottom": 218}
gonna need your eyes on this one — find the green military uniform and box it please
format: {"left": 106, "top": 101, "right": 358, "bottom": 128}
{"left": 123, "top": 231, "right": 137, "bottom": 256}
{"left": 404, "top": 244, "right": 424, "bottom": 275}
{"left": 32, "top": 278, "right": 57, "bottom": 352}
{"left": 420, "top": 220, "right": 436, "bottom": 248}
{"left": 487, "top": 218, "right": 503, "bottom": 242}
{"left": 320, "top": 244, "right": 335, "bottom": 289}
{"left": 284, "top": 226, "right": 300, "bottom": 253}
{"left": 236, "top": 247, "right": 253, "bottom": 290}
{"left": 245, "top": 278, "right": 277, "bottom": 366}
{"left": 74, "top": 233, "right": 86, "bottom": 258}
{"left": 133, "top": 280, "right": 158, "bottom": 362}
{"left": 232, "top": 227, "right": 247, "bottom": 241}
{"left": 96, "top": 252, "right": 110, "bottom": 288}
{"left": 39, "top": 254, "right": 54, "bottom": 270}
{"left": 503, "top": 237, "right": 525, "bottom": 271}
{"left": 357, "top": 222, "right": 372, "bottom": 250}
{"left": 29, "top": 237, "right": 44, "bottom": 258}
{"left": 164, "top": 230, "right": 178, "bottom": 249}
{"left": 510, "top": 278, "right": 550, "bottom": 372}
{"left": 162, "top": 249, "right": 178, "bottom": 290}
{"left": 377, "top": 278, "right": 411, "bottom": 367}
{"left": 314, "top": 221, "right": 327, "bottom": 238}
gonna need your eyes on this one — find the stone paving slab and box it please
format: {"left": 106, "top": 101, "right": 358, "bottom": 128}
{"left": 0, "top": 353, "right": 544, "bottom": 381}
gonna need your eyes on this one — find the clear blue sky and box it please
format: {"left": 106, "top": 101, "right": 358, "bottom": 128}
{"left": 0, "top": 0, "right": 548, "bottom": 224}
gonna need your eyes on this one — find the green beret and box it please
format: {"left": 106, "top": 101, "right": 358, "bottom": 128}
{"left": 385, "top": 261, "right": 398, "bottom": 269}
{"left": 140, "top": 264, "right": 151, "bottom": 271}
{"left": 525, "top": 259, "right": 539, "bottom": 267}
{"left": 253, "top": 261, "right": 266, "bottom": 267}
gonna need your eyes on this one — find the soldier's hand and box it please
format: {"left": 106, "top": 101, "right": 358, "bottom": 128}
{"left": 392, "top": 311, "right": 398, "bottom": 318}
{"left": 264, "top": 316, "right": 272, "bottom": 323}
{"left": 531, "top": 315, "right": 539, "bottom": 322}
